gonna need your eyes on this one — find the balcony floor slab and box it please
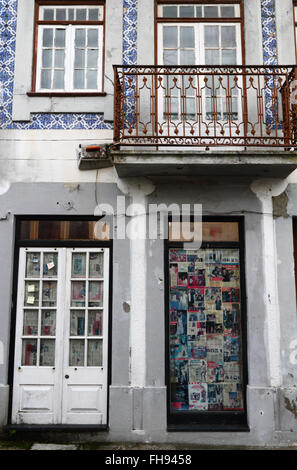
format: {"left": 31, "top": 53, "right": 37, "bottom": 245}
{"left": 111, "top": 150, "right": 297, "bottom": 178}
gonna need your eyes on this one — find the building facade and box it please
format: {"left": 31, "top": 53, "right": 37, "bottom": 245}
{"left": 1, "top": 0, "right": 297, "bottom": 447}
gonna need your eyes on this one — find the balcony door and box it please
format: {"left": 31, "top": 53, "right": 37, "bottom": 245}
{"left": 12, "top": 247, "right": 109, "bottom": 425}
{"left": 157, "top": 19, "right": 243, "bottom": 140}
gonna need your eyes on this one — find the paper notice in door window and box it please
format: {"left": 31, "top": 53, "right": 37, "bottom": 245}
{"left": 69, "top": 339, "right": 85, "bottom": 367}
{"left": 70, "top": 310, "right": 85, "bottom": 336}
{"left": 72, "top": 253, "right": 86, "bottom": 278}
{"left": 26, "top": 253, "right": 40, "bottom": 278}
{"left": 43, "top": 253, "right": 58, "bottom": 277}
{"left": 89, "top": 252, "right": 104, "bottom": 278}
{"left": 40, "top": 339, "right": 55, "bottom": 366}
{"left": 41, "top": 310, "right": 56, "bottom": 336}
{"left": 23, "top": 310, "right": 39, "bottom": 336}
{"left": 88, "top": 311, "right": 103, "bottom": 336}
{"left": 87, "top": 339, "right": 102, "bottom": 367}
{"left": 22, "top": 339, "right": 37, "bottom": 366}
{"left": 24, "top": 282, "right": 39, "bottom": 306}
{"left": 88, "top": 281, "right": 103, "bottom": 307}
{"left": 71, "top": 281, "right": 86, "bottom": 307}
{"left": 42, "top": 281, "right": 57, "bottom": 307}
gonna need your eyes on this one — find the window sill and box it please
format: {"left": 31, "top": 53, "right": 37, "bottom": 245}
{"left": 27, "top": 92, "right": 107, "bottom": 97}
{"left": 167, "top": 423, "right": 250, "bottom": 433}
{"left": 4, "top": 424, "right": 109, "bottom": 432}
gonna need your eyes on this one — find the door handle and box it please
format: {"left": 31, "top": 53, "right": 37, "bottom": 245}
{"left": 65, "top": 375, "right": 69, "bottom": 379}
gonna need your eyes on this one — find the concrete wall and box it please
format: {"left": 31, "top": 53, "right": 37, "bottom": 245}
{"left": 1, "top": 178, "right": 296, "bottom": 446}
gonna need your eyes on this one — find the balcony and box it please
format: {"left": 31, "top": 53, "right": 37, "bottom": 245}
{"left": 111, "top": 65, "right": 297, "bottom": 177}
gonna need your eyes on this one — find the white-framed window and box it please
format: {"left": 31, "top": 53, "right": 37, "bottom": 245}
{"left": 35, "top": 4, "right": 104, "bottom": 92}
{"left": 157, "top": 3, "right": 242, "bottom": 123}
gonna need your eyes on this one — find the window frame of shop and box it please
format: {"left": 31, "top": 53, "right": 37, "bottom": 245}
{"left": 7, "top": 215, "right": 113, "bottom": 430}
{"left": 164, "top": 216, "right": 249, "bottom": 431}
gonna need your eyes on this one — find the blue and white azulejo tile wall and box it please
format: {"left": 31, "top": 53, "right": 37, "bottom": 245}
{"left": 0, "top": 0, "right": 278, "bottom": 130}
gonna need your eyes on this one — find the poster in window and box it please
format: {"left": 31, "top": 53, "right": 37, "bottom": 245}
{"left": 168, "top": 247, "right": 244, "bottom": 413}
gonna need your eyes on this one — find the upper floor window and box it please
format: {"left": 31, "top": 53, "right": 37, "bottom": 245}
{"left": 157, "top": 2, "right": 243, "bottom": 67}
{"left": 33, "top": 2, "right": 105, "bottom": 93}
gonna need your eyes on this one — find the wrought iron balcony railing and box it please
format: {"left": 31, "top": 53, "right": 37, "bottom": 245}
{"left": 113, "top": 65, "right": 297, "bottom": 150}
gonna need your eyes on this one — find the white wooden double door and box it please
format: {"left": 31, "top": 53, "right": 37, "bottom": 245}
{"left": 12, "top": 247, "right": 109, "bottom": 425}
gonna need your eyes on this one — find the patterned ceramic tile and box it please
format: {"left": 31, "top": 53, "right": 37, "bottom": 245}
{"left": 0, "top": 0, "right": 279, "bottom": 130}
{"left": 260, "top": 0, "right": 278, "bottom": 125}
{"left": 0, "top": 0, "right": 138, "bottom": 130}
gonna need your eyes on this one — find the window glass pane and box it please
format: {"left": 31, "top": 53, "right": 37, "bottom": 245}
{"left": 42, "top": 281, "right": 57, "bottom": 307}
{"left": 88, "top": 281, "right": 103, "bottom": 307}
{"left": 43, "top": 253, "right": 58, "bottom": 277}
{"left": 87, "top": 70, "right": 98, "bottom": 89}
{"left": 41, "top": 310, "right": 56, "bottom": 336}
{"left": 55, "top": 29, "right": 65, "bottom": 47}
{"left": 205, "top": 26, "right": 219, "bottom": 47}
{"left": 72, "top": 253, "right": 86, "bottom": 278}
{"left": 75, "top": 49, "right": 85, "bottom": 68}
{"left": 19, "top": 220, "right": 101, "bottom": 241}
{"left": 42, "top": 49, "right": 52, "bottom": 68}
{"left": 221, "top": 6, "right": 235, "bottom": 17}
{"left": 196, "top": 6, "right": 202, "bottom": 17}
{"left": 68, "top": 8, "right": 75, "bottom": 20}
{"left": 87, "top": 339, "right": 102, "bottom": 366}
{"left": 56, "top": 9, "right": 66, "bottom": 21}
{"left": 221, "top": 26, "right": 236, "bottom": 47}
{"left": 24, "top": 281, "right": 39, "bottom": 307}
{"left": 180, "top": 27, "right": 195, "bottom": 48}
{"left": 43, "top": 29, "right": 53, "bottom": 47}
{"left": 88, "top": 311, "right": 103, "bottom": 336}
{"left": 169, "top": 222, "right": 239, "bottom": 242}
{"left": 40, "top": 339, "right": 55, "bottom": 366}
{"left": 75, "top": 29, "right": 86, "bottom": 47}
{"left": 163, "top": 6, "right": 177, "bottom": 17}
{"left": 180, "top": 6, "right": 194, "bottom": 17}
{"left": 22, "top": 339, "right": 37, "bottom": 366}
{"left": 89, "top": 253, "right": 104, "bottom": 278}
{"left": 69, "top": 339, "right": 85, "bottom": 366}
{"left": 186, "top": 98, "right": 196, "bottom": 120}
{"left": 23, "top": 310, "right": 39, "bottom": 336}
{"left": 54, "top": 50, "right": 65, "bottom": 68}
{"left": 163, "top": 26, "right": 178, "bottom": 48}
{"left": 74, "top": 70, "right": 85, "bottom": 89}
{"left": 53, "top": 69, "right": 64, "bottom": 89}
{"left": 77, "top": 8, "right": 87, "bottom": 20}
{"left": 163, "top": 50, "right": 178, "bottom": 66}
{"left": 26, "top": 253, "right": 40, "bottom": 278}
{"left": 88, "top": 29, "right": 98, "bottom": 47}
{"left": 205, "top": 49, "right": 220, "bottom": 65}
{"left": 87, "top": 50, "right": 98, "bottom": 68}
{"left": 43, "top": 9, "right": 54, "bottom": 20}
{"left": 39, "top": 221, "right": 61, "bottom": 239}
{"left": 222, "top": 49, "right": 237, "bottom": 65}
{"left": 71, "top": 281, "right": 86, "bottom": 307}
{"left": 69, "top": 221, "right": 90, "bottom": 239}
{"left": 180, "top": 50, "right": 195, "bottom": 65}
{"left": 89, "top": 8, "right": 99, "bottom": 20}
{"left": 70, "top": 311, "right": 85, "bottom": 336}
{"left": 41, "top": 70, "right": 51, "bottom": 88}
{"left": 204, "top": 6, "right": 219, "bottom": 17}
{"left": 203, "top": 222, "right": 239, "bottom": 242}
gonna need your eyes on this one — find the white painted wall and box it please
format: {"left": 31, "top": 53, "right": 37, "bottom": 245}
{"left": 0, "top": 129, "right": 117, "bottom": 189}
